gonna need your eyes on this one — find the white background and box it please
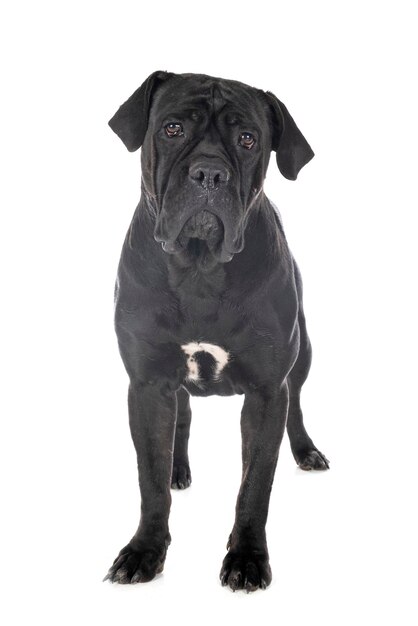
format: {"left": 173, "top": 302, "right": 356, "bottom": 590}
{"left": 1, "top": 1, "right": 417, "bottom": 624}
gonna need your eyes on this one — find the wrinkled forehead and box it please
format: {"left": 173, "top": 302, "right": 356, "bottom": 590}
{"left": 151, "top": 74, "right": 269, "bottom": 121}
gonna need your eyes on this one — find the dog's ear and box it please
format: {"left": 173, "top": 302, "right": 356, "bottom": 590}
{"left": 265, "top": 91, "right": 314, "bottom": 180}
{"left": 108, "top": 71, "right": 174, "bottom": 151}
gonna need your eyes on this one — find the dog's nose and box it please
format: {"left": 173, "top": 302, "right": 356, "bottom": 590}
{"left": 189, "top": 161, "right": 230, "bottom": 190}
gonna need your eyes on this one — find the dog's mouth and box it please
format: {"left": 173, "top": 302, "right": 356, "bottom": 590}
{"left": 177, "top": 211, "right": 226, "bottom": 270}
{"left": 179, "top": 210, "right": 223, "bottom": 242}
{"left": 157, "top": 209, "right": 241, "bottom": 269}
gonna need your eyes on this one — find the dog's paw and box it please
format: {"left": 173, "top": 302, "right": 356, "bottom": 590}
{"left": 220, "top": 549, "right": 272, "bottom": 592}
{"left": 171, "top": 462, "right": 191, "bottom": 490}
{"left": 295, "top": 448, "right": 330, "bottom": 471}
{"left": 103, "top": 542, "right": 168, "bottom": 584}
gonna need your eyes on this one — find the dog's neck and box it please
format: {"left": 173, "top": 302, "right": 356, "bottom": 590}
{"left": 126, "top": 193, "right": 285, "bottom": 302}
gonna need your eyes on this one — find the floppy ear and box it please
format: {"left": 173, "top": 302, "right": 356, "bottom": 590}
{"left": 265, "top": 91, "right": 314, "bottom": 180}
{"left": 108, "top": 70, "right": 174, "bottom": 151}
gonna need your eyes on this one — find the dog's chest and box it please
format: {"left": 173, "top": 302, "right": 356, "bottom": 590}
{"left": 174, "top": 301, "right": 238, "bottom": 388}
{"left": 171, "top": 298, "right": 279, "bottom": 394}
{"left": 181, "top": 341, "right": 230, "bottom": 383}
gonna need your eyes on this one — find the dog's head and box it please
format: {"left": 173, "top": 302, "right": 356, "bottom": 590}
{"left": 109, "top": 71, "right": 314, "bottom": 269}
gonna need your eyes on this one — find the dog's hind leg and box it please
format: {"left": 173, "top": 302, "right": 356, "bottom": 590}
{"left": 286, "top": 262, "right": 329, "bottom": 470}
{"left": 171, "top": 386, "right": 192, "bottom": 489}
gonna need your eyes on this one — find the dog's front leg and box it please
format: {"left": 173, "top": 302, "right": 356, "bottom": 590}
{"left": 104, "top": 382, "right": 176, "bottom": 584}
{"left": 220, "top": 382, "right": 289, "bottom": 592}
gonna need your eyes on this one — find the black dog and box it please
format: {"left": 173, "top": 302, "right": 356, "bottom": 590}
{"left": 104, "top": 71, "right": 329, "bottom": 592}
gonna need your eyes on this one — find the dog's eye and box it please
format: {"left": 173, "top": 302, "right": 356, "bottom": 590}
{"left": 238, "top": 132, "right": 255, "bottom": 149}
{"left": 165, "top": 123, "right": 184, "bottom": 138}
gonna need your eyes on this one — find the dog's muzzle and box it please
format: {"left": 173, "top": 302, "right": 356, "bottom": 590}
{"left": 154, "top": 158, "right": 244, "bottom": 264}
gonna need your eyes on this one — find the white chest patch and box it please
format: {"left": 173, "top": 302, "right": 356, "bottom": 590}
{"left": 181, "top": 341, "right": 230, "bottom": 382}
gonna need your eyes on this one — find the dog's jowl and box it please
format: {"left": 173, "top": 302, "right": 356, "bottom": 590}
{"left": 104, "top": 72, "right": 329, "bottom": 592}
